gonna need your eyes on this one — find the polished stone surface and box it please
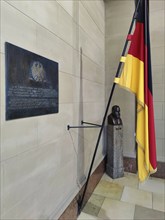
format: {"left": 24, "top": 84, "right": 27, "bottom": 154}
{"left": 82, "top": 194, "right": 105, "bottom": 216}
{"left": 112, "top": 172, "right": 139, "bottom": 188}
{"left": 93, "top": 180, "right": 124, "bottom": 200}
{"left": 123, "top": 157, "right": 165, "bottom": 179}
{"left": 106, "top": 125, "right": 124, "bottom": 179}
{"left": 139, "top": 177, "right": 165, "bottom": 194}
{"left": 98, "top": 198, "right": 135, "bottom": 220}
{"left": 123, "top": 157, "right": 137, "bottom": 173}
{"left": 78, "top": 172, "right": 165, "bottom": 220}
{"left": 121, "top": 186, "right": 152, "bottom": 209}
{"left": 151, "top": 161, "right": 165, "bottom": 179}
{"left": 78, "top": 212, "right": 102, "bottom": 220}
{"left": 134, "top": 205, "right": 165, "bottom": 220}
{"left": 153, "top": 192, "right": 165, "bottom": 212}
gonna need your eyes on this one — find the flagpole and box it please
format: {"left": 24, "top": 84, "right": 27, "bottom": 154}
{"left": 78, "top": 0, "right": 142, "bottom": 214}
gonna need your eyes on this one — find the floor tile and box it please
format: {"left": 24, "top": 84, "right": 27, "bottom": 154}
{"left": 82, "top": 194, "right": 105, "bottom": 216}
{"left": 98, "top": 198, "right": 135, "bottom": 220}
{"left": 101, "top": 173, "right": 113, "bottom": 182}
{"left": 139, "top": 177, "right": 165, "bottom": 194}
{"left": 80, "top": 173, "right": 165, "bottom": 220}
{"left": 134, "top": 205, "right": 165, "bottom": 220}
{"left": 121, "top": 186, "right": 152, "bottom": 209}
{"left": 113, "top": 172, "right": 139, "bottom": 188}
{"left": 78, "top": 212, "right": 102, "bottom": 220}
{"left": 151, "top": 176, "right": 165, "bottom": 183}
{"left": 153, "top": 192, "right": 165, "bottom": 212}
{"left": 93, "top": 180, "right": 124, "bottom": 200}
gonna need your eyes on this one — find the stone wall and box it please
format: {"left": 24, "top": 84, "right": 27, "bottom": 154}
{"left": 0, "top": 1, "right": 105, "bottom": 219}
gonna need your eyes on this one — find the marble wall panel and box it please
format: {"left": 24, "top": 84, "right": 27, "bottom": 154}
{"left": 79, "top": 2, "right": 104, "bottom": 50}
{"left": 57, "top": 0, "right": 74, "bottom": 18}
{"left": 82, "top": 55, "right": 104, "bottom": 85}
{"left": 37, "top": 104, "right": 73, "bottom": 146}
{"left": 36, "top": 26, "right": 74, "bottom": 75}
{"left": 2, "top": 158, "right": 77, "bottom": 219}
{"left": 105, "top": 0, "right": 134, "bottom": 19}
{"left": 79, "top": 28, "right": 104, "bottom": 68}
{"left": 1, "top": 1, "right": 37, "bottom": 54}
{"left": 150, "top": 0, "right": 165, "bottom": 12}
{"left": 0, "top": 1, "right": 105, "bottom": 219}
{"left": 81, "top": 0, "right": 105, "bottom": 34}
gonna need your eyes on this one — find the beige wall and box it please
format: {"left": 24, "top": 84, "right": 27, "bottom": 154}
{"left": 0, "top": 1, "right": 105, "bottom": 219}
{"left": 105, "top": 0, "right": 165, "bottom": 162}
{"left": 105, "top": 0, "right": 136, "bottom": 158}
{"left": 150, "top": 1, "right": 165, "bottom": 162}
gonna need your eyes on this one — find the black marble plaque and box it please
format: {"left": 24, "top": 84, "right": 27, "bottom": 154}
{"left": 5, "top": 42, "right": 59, "bottom": 120}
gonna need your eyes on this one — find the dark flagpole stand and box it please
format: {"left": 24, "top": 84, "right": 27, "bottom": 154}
{"left": 67, "top": 0, "right": 141, "bottom": 215}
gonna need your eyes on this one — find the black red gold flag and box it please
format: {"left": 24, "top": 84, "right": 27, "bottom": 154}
{"left": 114, "top": 0, "right": 157, "bottom": 181}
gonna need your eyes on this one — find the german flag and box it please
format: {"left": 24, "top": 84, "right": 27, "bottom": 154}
{"left": 114, "top": 0, "right": 157, "bottom": 181}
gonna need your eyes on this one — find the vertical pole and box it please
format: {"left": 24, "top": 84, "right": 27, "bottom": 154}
{"left": 78, "top": 0, "right": 142, "bottom": 214}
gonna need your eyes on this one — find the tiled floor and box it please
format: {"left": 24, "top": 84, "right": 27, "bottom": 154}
{"left": 78, "top": 172, "right": 165, "bottom": 220}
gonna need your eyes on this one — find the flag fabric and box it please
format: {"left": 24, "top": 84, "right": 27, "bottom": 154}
{"left": 114, "top": 0, "right": 157, "bottom": 181}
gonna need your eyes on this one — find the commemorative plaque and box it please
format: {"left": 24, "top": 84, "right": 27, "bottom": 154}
{"left": 5, "top": 42, "right": 59, "bottom": 120}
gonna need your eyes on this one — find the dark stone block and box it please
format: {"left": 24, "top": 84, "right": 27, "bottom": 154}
{"left": 106, "top": 125, "right": 124, "bottom": 179}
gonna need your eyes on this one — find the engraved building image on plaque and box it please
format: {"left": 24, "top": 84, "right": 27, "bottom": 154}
{"left": 5, "top": 42, "right": 59, "bottom": 120}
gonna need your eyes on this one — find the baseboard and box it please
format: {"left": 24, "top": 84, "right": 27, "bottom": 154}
{"left": 123, "top": 156, "right": 137, "bottom": 173}
{"left": 58, "top": 157, "right": 106, "bottom": 220}
{"left": 124, "top": 156, "right": 165, "bottom": 179}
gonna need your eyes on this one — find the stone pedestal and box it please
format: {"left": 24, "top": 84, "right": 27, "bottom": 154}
{"left": 106, "top": 125, "right": 124, "bottom": 179}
